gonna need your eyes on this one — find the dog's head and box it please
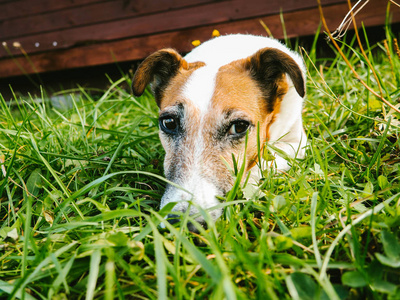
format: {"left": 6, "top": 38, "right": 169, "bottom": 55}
{"left": 132, "top": 43, "right": 305, "bottom": 226}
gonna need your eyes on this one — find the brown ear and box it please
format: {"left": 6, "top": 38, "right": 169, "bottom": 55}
{"left": 132, "top": 49, "right": 205, "bottom": 106}
{"left": 132, "top": 49, "right": 186, "bottom": 102}
{"left": 241, "top": 48, "right": 305, "bottom": 112}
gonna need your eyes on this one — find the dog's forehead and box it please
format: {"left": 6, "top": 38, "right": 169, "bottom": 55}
{"left": 183, "top": 64, "right": 264, "bottom": 118}
{"left": 181, "top": 66, "right": 218, "bottom": 114}
{"left": 181, "top": 65, "right": 261, "bottom": 114}
{"left": 160, "top": 61, "right": 264, "bottom": 121}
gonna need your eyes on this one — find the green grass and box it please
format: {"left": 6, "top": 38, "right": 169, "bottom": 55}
{"left": 1, "top": 25, "right": 400, "bottom": 300}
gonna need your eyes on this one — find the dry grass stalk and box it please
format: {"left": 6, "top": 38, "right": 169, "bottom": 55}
{"left": 317, "top": 0, "right": 400, "bottom": 114}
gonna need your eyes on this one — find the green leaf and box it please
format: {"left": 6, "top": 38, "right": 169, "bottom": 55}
{"left": 26, "top": 168, "right": 42, "bottom": 196}
{"left": 273, "top": 195, "right": 287, "bottom": 210}
{"left": 341, "top": 270, "right": 367, "bottom": 287}
{"left": 77, "top": 197, "right": 110, "bottom": 213}
{"left": 362, "top": 181, "right": 374, "bottom": 197}
{"left": 371, "top": 279, "right": 398, "bottom": 294}
{"left": 375, "top": 230, "right": 400, "bottom": 268}
{"left": 107, "top": 232, "right": 129, "bottom": 247}
{"left": 287, "top": 272, "right": 317, "bottom": 300}
{"left": 242, "top": 182, "right": 264, "bottom": 200}
{"left": 381, "top": 230, "right": 400, "bottom": 259}
{"left": 273, "top": 235, "right": 293, "bottom": 251}
{"left": 6, "top": 228, "right": 19, "bottom": 241}
{"left": 377, "top": 175, "right": 389, "bottom": 189}
{"left": 375, "top": 253, "right": 400, "bottom": 268}
{"left": 290, "top": 226, "right": 312, "bottom": 240}
{"left": 0, "top": 227, "right": 18, "bottom": 240}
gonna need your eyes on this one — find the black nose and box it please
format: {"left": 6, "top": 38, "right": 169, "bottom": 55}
{"left": 166, "top": 214, "right": 180, "bottom": 225}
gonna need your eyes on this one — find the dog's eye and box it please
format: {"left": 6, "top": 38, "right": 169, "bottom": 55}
{"left": 228, "top": 120, "right": 250, "bottom": 136}
{"left": 159, "top": 116, "right": 179, "bottom": 134}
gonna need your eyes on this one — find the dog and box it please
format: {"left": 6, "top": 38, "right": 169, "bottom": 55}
{"left": 132, "top": 34, "right": 307, "bottom": 227}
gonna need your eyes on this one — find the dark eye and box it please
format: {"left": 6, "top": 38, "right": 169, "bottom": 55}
{"left": 228, "top": 120, "right": 250, "bottom": 136}
{"left": 159, "top": 116, "right": 179, "bottom": 134}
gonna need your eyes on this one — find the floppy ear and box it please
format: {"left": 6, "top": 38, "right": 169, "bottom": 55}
{"left": 241, "top": 47, "right": 305, "bottom": 112}
{"left": 132, "top": 49, "right": 204, "bottom": 106}
{"left": 132, "top": 49, "right": 184, "bottom": 102}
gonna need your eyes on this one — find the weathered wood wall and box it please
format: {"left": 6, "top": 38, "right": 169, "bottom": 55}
{"left": 0, "top": 0, "right": 399, "bottom": 80}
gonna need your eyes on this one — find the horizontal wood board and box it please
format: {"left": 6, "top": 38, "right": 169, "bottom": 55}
{"left": 0, "top": 0, "right": 398, "bottom": 79}
{"left": 0, "top": 0, "right": 343, "bottom": 58}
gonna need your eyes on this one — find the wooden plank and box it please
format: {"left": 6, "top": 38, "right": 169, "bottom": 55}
{"left": 0, "top": 0, "right": 102, "bottom": 21}
{"left": 1, "top": 0, "right": 217, "bottom": 40}
{"left": 1, "top": 0, "right": 397, "bottom": 79}
{"left": 0, "top": 0, "right": 344, "bottom": 59}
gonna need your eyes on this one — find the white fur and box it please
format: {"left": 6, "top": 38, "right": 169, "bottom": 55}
{"left": 181, "top": 66, "right": 217, "bottom": 113}
{"left": 160, "top": 172, "right": 222, "bottom": 219}
{"left": 184, "top": 34, "right": 305, "bottom": 74}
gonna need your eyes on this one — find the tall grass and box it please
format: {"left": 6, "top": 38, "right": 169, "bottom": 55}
{"left": 1, "top": 24, "right": 400, "bottom": 300}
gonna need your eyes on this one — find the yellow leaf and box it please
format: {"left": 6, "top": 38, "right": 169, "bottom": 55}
{"left": 263, "top": 149, "right": 275, "bottom": 161}
{"left": 369, "top": 98, "right": 382, "bottom": 111}
{"left": 44, "top": 210, "right": 54, "bottom": 225}
{"left": 191, "top": 40, "right": 201, "bottom": 47}
{"left": 274, "top": 235, "right": 293, "bottom": 251}
{"left": 163, "top": 238, "right": 176, "bottom": 254}
{"left": 212, "top": 29, "right": 220, "bottom": 37}
{"left": 290, "top": 226, "right": 312, "bottom": 240}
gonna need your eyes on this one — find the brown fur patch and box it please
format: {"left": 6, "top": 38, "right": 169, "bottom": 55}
{"left": 208, "top": 57, "right": 290, "bottom": 174}
{"left": 264, "top": 73, "right": 288, "bottom": 140}
{"left": 159, "top": 65, "right": 204, "bottom": 110}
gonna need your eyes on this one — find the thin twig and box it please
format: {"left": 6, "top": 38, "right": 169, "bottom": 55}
{"left": 317, "top": 0, "right": 400, "bottom": 114}
{"left": 332, "top": 0, "right": 370, "bottom": 39}
{"left": 389, "top": 0, "right": 400, "bottom": 8}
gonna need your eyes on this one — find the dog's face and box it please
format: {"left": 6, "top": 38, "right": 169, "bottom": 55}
{"left": 132, "top": 45, "right": 304, "bottom": 225}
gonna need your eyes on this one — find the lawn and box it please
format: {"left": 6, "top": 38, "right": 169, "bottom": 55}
{"left": 1, "top": 22, "right": 400, "bottom": 299}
